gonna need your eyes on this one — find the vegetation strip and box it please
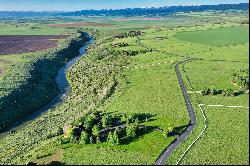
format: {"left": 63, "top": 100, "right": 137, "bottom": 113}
{"left": 201, "top": 104, "right": 249, "bottom": 108}
{"left": 155, "top": 59, "right": 196, "bottom": 165}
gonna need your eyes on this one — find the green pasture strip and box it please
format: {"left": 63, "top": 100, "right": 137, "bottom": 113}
{"left": 180, "top": 107, "right": 249, "bottom": 165}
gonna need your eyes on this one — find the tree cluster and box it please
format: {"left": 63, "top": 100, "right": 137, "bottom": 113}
{"left": 62, "top": 111, "right": 154, "bottom": 145}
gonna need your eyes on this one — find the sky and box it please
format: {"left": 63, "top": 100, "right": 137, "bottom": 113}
{"left": 0, "top": 0, "right": 248, "bottom": 11}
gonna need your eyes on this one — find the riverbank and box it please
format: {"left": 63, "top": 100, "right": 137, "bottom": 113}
{"left": 0, "top": 31, "right": 91, "bottom": 133}
{"left": 0, "top": 29, "right": 131, "bottom": 164}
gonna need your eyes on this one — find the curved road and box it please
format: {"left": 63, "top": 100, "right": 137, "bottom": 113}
{"left": 155, "top": 59, "right": 196, "bottom": 165}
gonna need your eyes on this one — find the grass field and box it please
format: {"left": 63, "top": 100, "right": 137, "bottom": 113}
{"left": 164, "top": 22, "right": 249, "bottom": 165}
{"left": 180, "top": 107, "right": 249, "bottom": 165}
{"left": 174, "top": 25, "right": 249, "bottom": 46}
{"left": 0, "top": 54, "right": 21, "bottom": 76}
{"left": 0, "top": 23, "right": 66, "bottom": 35}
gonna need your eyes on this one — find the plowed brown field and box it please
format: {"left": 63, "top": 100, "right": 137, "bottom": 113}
{"left": 0, "top": 35, "right": 67, "bottom": 55}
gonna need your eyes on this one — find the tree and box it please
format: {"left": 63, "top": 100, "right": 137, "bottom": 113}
{"left": 96, "top": 136, "right": 101, "bottom": 144}
{"left": 89, "top": 135, "right": 95, "bottom": 144}
{"left": 84, "top": 114, "right": 95, "bottom": 131}
{"left": 134, "top": 117, "right": 139, "bottom": 125}
{"left": 107, "top": 128, "right": 120, "bottom": 145}
{"left": 201, "top": 88, "right": 211, "bottom": 96}
{"left": 102, "top": 114, "right": 111, "bottom": 129}
{"left": 107, "top": 131, "right": 114, "bottom": 144}
{"left": 66, "top": 127, "right": 73, "bottom": 139}
{"left": 92, "top": 125, "right": 100, "bottom": 138}
{"left": 80, "top": 131, "right": 90, "bottom": 145}
{"left": 113, "top": 128, "right": 120, "bottom": 145}
{"left": 126, "top": 125, "right": 137, "bottom": 138}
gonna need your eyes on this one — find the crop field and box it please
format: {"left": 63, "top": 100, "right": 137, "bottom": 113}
{"left": 112, "top": 17, "right": 164, "bottom": 21}
{"left": 0, "top": 35, "right": 67, "bottom": 55}
{"left": 0, "top": 9, "right": 249, "bottom": 165}
{"left": 47, "top": 22, "right": 113, "bottom": 27}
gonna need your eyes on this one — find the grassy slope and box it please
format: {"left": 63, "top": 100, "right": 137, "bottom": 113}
{"left": 0, "top": 54, "right": 23, "bottom": 76}
{"left": 0, "top": 31, "right": 86, "bottom": 131}
{"left": 0, "top": 29, "right": 130, "bottom": 164}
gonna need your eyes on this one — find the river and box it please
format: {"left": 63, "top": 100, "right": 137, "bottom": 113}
{"left": 0, "top": 33, "right": 93, "bottom": 138}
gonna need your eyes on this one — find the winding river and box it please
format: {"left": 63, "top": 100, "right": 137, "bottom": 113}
{"left": 0, "top": 33, "right": 93, "bottom": 138}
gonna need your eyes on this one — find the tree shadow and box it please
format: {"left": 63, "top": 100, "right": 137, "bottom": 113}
{"left": 47, "top": 161, "right": 64, "bottom": 165}
{"left": 167, "top": 124, "right": 190, "bottom": 137}
{"left": 119, "top": 125, "right": 158, "bottom": 145}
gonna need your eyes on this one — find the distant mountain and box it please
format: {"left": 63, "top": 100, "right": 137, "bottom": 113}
{"left": 0, "top": 11, "right": 61, "bottom": 18}
{"left": 58, "top": 3, "right": 249, "bottom": 17}
{"left": 0, "top": 3, "right": 248, "bottom": 18}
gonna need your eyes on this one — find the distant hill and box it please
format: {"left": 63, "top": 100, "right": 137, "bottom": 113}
{"left": 0, "top": 3, "right": 248, "bottom": 18}
{"left": 58, "top": 3, "right": 249, "bottom": 17}
{"left": 0, "top": 11, "right": 61, "bottom": 18}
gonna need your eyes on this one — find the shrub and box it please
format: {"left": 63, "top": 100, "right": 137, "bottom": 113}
{"left": 92, "top": 125, "right": 100, "bottom": 137}
{"left": 89, "top": 135, "right": 95, "bottom": 144}
{"left": 84, "top": 114, "right": 95, "bottom": 131}
{"left": 126, "top": 125, "right": 137, "bottom": 138}
{"left": 102, "top": 114, "right": 112, "bottom": 128}
{"left": 201, "top": 88, "right": 211, "bottom": 96}
{"left": 107, "top": 128, "right": 120, "bottom": 145}
{"left": 66, "top": 128, "right": 73, "bottom": 139}
{"left": 80, "top": 131, "right": 90, "bottom": 145}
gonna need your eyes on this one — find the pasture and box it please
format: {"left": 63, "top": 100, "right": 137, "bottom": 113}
{"left": 174, "top": 25, "right": 249, "bottom": 46}
{"left": 165, "top": 22, "right": 249, "bottom": 165}
{"left": 180, "top": 107, "right": 249, "bottom": 165}
{"left": 0, "top": 23, "right": 66, "bottom": 35}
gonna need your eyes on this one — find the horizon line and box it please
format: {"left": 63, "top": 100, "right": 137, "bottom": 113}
{"left": 0, "top": 2, "right": 248, "bottom": 12}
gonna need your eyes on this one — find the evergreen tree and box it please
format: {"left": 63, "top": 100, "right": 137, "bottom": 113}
{"left": 80, "top": 131, "right": 90, "bottom": 144}
{"left": 126, "top": 125, "right": 137, "bottom": 138}
{"left": 92, "top": 125, "right": 100, "bottom": 138}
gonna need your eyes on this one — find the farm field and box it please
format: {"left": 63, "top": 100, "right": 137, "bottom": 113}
{"left": 0, "top": 23, "right": 66, "bottom": 35}
{"left": 0, "top": 7, "right": 249, "bottom": 166}
{"left": 174, "top": 25, "right": 249, "bottom": 46}
{"left": 0, "top": 35, "right": 67, "bottom": 55}
{"left": 47, "top": 22, "right": 113, "bottom": 27}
